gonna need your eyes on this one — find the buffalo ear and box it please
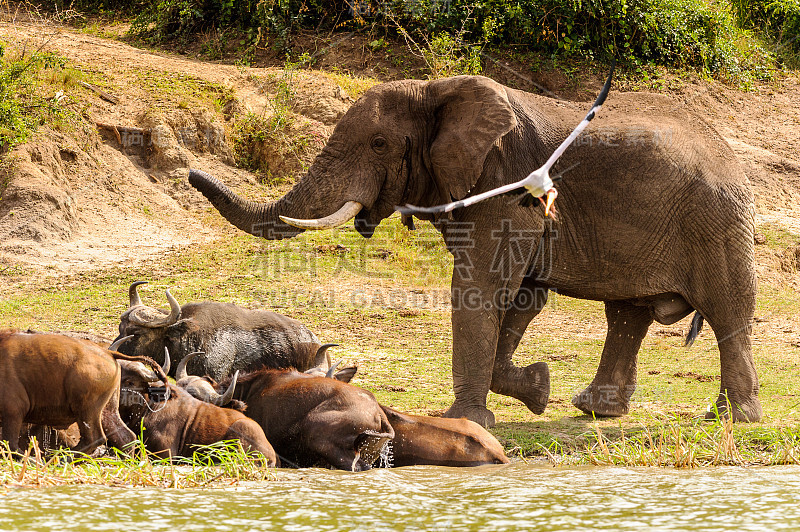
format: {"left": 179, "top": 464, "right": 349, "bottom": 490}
{"left": 427, "top": 76, "right": 517, "bottom": 203}
{"left": 333, "top": 366, "right": 358, "bottom": 383}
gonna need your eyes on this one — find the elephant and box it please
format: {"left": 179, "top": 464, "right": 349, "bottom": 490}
{"left": 189, "top": 73, "right": 760, "bottom": 427}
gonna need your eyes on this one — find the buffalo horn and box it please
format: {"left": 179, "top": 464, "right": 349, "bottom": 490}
{"left": 161, "top": 347, "right": 171, "bottom": 375}
{"left": 217, "top": 370, "right": 239, "bottom": 406}
{"left": 128, "top": 281, "right": 148, "bottom": 307}
{"left": 313, "top": 343, "right": 339, "bottom": 369}
{"left": 325, "top": 359, "right": 343, "bottom": 379}
{"left": 279, "top": 201, "right": 363, "bottom": 230}
{"left": 129, "top": 289, "right": 182, "bottom": 328}
{"left": 176, "top": 351, "right": 204, "bottom": 380}
{"left": 109, "top": 335, "right": 134, "bottom": 351}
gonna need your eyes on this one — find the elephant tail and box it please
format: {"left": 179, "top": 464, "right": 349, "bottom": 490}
{"left": 684, "top": 312, "right": 704, "bottom": 347}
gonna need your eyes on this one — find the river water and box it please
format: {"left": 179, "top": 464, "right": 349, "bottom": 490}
{"left": 2, "top": 464, "right": 799, "bottom": 531}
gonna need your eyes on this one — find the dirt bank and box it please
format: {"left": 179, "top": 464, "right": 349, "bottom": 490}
{"left": 0, "top": 20, "right": 798, "bottom": 279}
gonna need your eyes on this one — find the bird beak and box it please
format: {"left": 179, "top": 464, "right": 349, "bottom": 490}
{"left": 543, "top": 188, "right": 558, "bottom": 217}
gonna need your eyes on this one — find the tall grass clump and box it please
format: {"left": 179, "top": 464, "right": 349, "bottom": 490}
{"left": 544, "top": 413, "right": 800, "bottom": 468}
{"left": 0, "top": 439, "right": 275, "bottom": 491}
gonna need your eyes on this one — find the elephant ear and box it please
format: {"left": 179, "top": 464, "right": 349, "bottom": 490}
{"left": 427, "top": 76, "right": 517, "bottom": 203}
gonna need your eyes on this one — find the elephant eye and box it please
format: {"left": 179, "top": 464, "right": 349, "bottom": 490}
{"left": 371, "top": 136, "right": 388, "bottom": 154}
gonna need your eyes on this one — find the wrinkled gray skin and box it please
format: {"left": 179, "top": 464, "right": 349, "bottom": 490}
{"left": 113, "top": 285, "right": 323, "bottom": 382}
{"left": 190, "top": 75, "right": 760, "bottom": 427}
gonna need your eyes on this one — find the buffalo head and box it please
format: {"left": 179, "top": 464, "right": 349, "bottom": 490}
{"left": 174, "top": 351, "right": 243, "bottom": 410}
{"left": 113, "top": 281, "right": 183, "bottom": 368}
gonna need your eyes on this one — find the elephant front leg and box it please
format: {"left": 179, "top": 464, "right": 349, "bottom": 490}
{"left": 444, "top": 293, "right": 502, "bottom": 428}
{"left": 490, "top": 283, "right": 550, "bottom": 415}
{"left": 572, "top": 301, "right": 653, "bottom": 417}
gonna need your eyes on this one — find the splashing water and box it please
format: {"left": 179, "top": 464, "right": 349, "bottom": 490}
{"left": 376, "top": 441, "right": 393, "bottom": 469}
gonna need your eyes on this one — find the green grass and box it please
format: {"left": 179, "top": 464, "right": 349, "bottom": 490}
{"left": 320, "top": 70, "right": 378, "bottom": 100}
{"left": 2, "top": 212, "right": 798, "bottom": 465}
{"left": 128, "top": 67, "right": 235, "bottom": 111}
{"left": 760, "top": 223, "right": 800, "bottom": 250}
{"left": 0, "top": 439, "right": 275, "bottom": 491}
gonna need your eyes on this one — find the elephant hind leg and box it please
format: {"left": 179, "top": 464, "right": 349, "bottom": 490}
{"left": 701, "top": 313, "right": 761, "bottom": 422}
{"left": 490, "top": 283, "right": 550, "bottom": 415}
{"left": 572, "top": 301, "right": 653, "bottom": 417}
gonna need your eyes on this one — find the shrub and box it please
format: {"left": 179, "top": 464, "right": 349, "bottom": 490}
{"left": 41, "top": 1, "right": 797, "bottom": 79}
{"left": 0, "top": 45, "right": 72, "bottom": 151}
{"left": 732, "top": 0, "right": 800, "bottom": 64}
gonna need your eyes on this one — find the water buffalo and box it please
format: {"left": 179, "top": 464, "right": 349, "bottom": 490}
{"left": 379, "top": 405, "right": 509, "bottom": 467}
{"left": 2, "top": 423, "right": 81, "bottom": 454}
{"left": 117, "top": 358, "right": 277, "bottom": 466}
{"left": 173, "top": 344, "right": 342, "bottom": 411}
{"left": 178, "top": 353, "right": 393, "bottom": 471}
{"left": 113, "top": 282, "right": 329, "bottom": 381}
{"left": 300, "top": 362, "right": 508, "bottom": 467}
{"left": 0, "top": 329, "right": 166, "bottom": 455}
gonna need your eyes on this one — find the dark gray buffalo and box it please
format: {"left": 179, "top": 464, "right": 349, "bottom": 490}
{"left": 113, "top": 282, "right": 328, "bottom": 381}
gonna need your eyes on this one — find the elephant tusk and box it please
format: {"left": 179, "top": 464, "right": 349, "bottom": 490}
{"left": 279, "top": 201, "right": 363, "bottom": 230}
{"left": 544, "top": 188, "right": 558, "bottom": 217}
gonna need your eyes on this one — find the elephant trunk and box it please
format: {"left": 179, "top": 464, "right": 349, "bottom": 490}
{"left": 189, "top": 169, "right": 305, "bottom": 240}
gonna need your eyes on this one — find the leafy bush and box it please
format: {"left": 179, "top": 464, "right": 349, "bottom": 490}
{"left": 732, "top": 0, "right": 800, "bottom": 63}
{"left": 0, "top": 45, "right": 72, "bottom": 151}
{"left": 44, "top": 0, "right": 797, "bottom": 79}
{"left": 129, "top": 0, "right": 333, "bottom": 45}
{"left": 373, "top": 0, "right": 778, "bottom": 79}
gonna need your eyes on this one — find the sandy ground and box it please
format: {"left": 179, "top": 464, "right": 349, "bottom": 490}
{"left": 0, "top": 20, "right": 350, "bottom": 272}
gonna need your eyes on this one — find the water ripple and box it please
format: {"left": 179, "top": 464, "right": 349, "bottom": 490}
{"left": 2, "top": 465, "right": 800, "bottom": 531}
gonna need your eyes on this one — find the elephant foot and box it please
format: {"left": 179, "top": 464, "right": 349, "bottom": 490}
{"left": 520, "top": 362, "right": 550, "bottom": 415}
{"left": 490, "top": 362, "right": 551, "bottom": 415}
{"left": 704, "top": 393, "right": 763, "bottom": 422}
{"left": 444, "top": 403, "right": 496, "bottom": 428}
{"left": 571, "top": 382, "right": 633, "bottom": 417}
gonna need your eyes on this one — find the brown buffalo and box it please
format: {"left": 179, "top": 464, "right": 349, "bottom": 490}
{"left": 379, "top": 405, "right": 509, "bottom": 467}
{"left": 179, "top": 354, "right": 392, "bottom": 471}
{"left": 117, "top": 360, "right": 277, "bottom": 466}
{"left": 172, "top": 345, "right": 342, "bottom": 412}
{"left": 1, "top": 423, "right": 81, "bottom": 454}
{"left": 113, "top": 282, "right": 329, "bottom": 381}
{"left": 288, "top": 360, "right": 508, "bottom": 467}
{"left": 0, "top": 329, "right": 166, "bottom": 455}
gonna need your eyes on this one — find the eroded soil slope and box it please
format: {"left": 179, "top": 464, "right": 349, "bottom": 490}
{"left": 0, "top": 21, "right": 352, "bottom": 271}
{"left": 0, "top": 20, "right": 798, "bottom": 279}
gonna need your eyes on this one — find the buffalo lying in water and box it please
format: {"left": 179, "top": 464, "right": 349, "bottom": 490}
{"left": 113, "top": 282, "right": 329, "bottom": 381}
{"left": 379, "top": 405, "right": 509, "bottom": 467}
{"left": 116, "top": 356, "right": 277, "bottom": 466}
{"left": 0, "top": 329, "right": 166, "bottom": 455}
{"left": 177, "top": 349, "right": 392, "bottom": 471}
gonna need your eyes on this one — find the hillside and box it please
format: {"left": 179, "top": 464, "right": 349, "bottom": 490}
{"left": 1, "top": 14, "right": 799, "bottom": 453}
